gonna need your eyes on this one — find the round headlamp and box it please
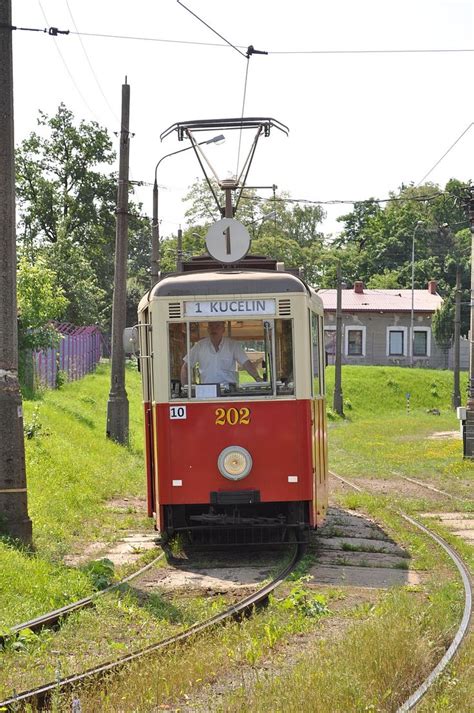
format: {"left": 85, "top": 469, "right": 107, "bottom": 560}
{"left": 218, "top": 446, "right": 252, "bottom": 481}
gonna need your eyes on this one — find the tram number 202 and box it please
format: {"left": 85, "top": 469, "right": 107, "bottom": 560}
{"left": 215, "top": 407, "right": 251, "bottom": 426}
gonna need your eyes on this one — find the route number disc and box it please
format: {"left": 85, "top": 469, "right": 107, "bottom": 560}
{"left": 205, "top": 218, "right": 251, "bottom": 263}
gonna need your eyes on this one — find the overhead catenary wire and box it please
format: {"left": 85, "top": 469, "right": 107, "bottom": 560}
{"left": 6, "top": 23, "right": 474, "bottom": 55}
{"left": 36, "top": 0, "right": 99, "bottom": 122}
{"left": 45, "top": 30, "right": 474, "bottom": 54}
{"left": 65, "top": 0, "right": 120, "bottom": 124}
{"left": 235, "top": 57, "right": 251, "bottom": 178}
{"left": 176, "top": 0, "right": 247, "bottom": 58}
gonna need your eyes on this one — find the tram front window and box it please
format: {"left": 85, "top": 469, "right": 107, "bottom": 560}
{"left": 169, "top": 319, "right": 294, "bottom": 399}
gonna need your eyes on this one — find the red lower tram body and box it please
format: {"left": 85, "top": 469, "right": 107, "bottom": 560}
{"left": 143, "top": 398, "right": 328, "bottom": 540}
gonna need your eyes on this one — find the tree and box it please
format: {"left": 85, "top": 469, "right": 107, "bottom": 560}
{"left": 16, "top": 105, "right": 150, "bottom": 327}
{"left": 17, "top": 256, "right": 68, "bottom": 349}
{"left": 16, "top": 255, "right": 68, "bottom": 386}
{"left": 180, "top": 178, "right": 326, "bottom": 281}
{"left": 334, "top": 181, "right": 471, "bottom": 302}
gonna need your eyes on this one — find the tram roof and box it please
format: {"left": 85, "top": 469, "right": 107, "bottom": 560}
{"left": 149, "top": 270, "right": 310, "bottom": 298}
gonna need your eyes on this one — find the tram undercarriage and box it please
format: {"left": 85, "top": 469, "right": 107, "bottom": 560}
{"left": 162, "top": 500, "right": 311, "bottom": 545}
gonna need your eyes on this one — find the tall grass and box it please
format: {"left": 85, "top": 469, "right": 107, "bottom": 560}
{"left": 222, "top": 584, "right": 460, "bottom": 713}
{"left": 0, "top": 362, "right": 148, "bottom": 625}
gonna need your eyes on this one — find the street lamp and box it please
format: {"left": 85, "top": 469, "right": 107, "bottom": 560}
{"left": 151, "top": 134, "right": 225, "bottom": 285}
{"left": 410, "top": 220, "right": 424, "bottom": 366}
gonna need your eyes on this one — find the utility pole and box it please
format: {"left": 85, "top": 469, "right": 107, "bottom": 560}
{"left": 452, "top": 264, "right": 461, "bottom": 409}
{"left": 106, "top": 81, "right": 130, "bottom": 445}
{"left": 333, "top": 264, "right": 344, "bottom": 416}
{"left": 177, "top": 226, "right": 183, "bottom": 271}
{"left": 151, "top": 180, "right": 159, "bottom": 285}
{"left": 464, "top": 188, "right": 474, "bottom": 457}
{"left": 0, "top": 3, "right": 32, "bottom": 543}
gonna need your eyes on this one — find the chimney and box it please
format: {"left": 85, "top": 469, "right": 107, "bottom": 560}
{"left": 427, "top": 280, "right": 437, "bottom": 295}
{"left": 354, "top": 281, "right": 364, "bottom": 294}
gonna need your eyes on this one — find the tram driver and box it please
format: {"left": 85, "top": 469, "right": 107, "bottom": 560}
{"left": 180, "top": 321, "right": 262, "bottom": 388}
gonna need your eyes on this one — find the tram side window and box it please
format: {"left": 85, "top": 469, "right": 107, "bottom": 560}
{"left": 311, "top": 312, "right": 321, "bottom": 397}
{"left": 275, "top": 319, "right": 294, "bottom": 395}
{"left": 168, "top": 323, "right": 187, "bottom": 399}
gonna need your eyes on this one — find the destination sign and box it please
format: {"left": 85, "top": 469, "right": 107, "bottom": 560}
{"left": 184, "top": 299, "right": 276, "bottom": 317}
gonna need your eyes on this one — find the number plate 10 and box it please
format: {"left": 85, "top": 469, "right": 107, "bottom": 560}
{"left": 215, "top": 407, "right": 251, "bottom": 426}
{"left": 170, "top": 406, "right": 187, "bottom": 419}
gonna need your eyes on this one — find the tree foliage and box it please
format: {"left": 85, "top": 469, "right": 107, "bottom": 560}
{"left": 17, "top": 256, "right": 68, "bottom": 352}
{"left": 16, "top": 104, "right": 150, "bottom": 327}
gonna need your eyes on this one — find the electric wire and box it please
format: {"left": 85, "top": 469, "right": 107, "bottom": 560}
{"left": 176, "top": 0, "right": 247, "bottom": 58}
{"left": 36, "top": 0, "right": 98, "bottom": 121}
{"left": 235, "top": 57, "right": 251, "bottom": 178}
{"left": 416, "top": 122, "right": 474, "bottom": 186}
{"left": 238, "top": 191, "right": 447, "bottom": 206}
{"left": 8, "top": 23, "right": 473, "bottom": 55}
{"left": 65, "top": 0, "right": 119, "bottom": 124}
{"left": 56, "top": 30, "right": 474, "bottom": 55}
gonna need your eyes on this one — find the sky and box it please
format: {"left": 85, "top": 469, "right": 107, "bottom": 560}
{"left": 11, "top": 0, "right": 474, "bottom": 239}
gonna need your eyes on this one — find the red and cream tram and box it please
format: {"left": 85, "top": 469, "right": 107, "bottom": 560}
{"left": 137, "top": 256, "right": 328, "bottom": 542}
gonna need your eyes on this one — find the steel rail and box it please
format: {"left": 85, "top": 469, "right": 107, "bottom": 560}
{"left": 0, "top": 542, "right": 303, "bottom": 711}
{"left": 396, "top": 513, "right": 472, "bottom": 712}
{"left": 1, "top": 550, "right": 165, "bottom": 646}
{"left": 329, "top": 470, "right": 473, "bottom": 711}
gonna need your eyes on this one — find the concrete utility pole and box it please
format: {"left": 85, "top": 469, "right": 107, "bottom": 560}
{"left": 333, "top": 264, "right": 344, "bottom": 416}
{"left": 106, "top": 81, "right": 130, "bottom": 445}
{"left": 464, "top": 189, "right": 474, "bottom": 457}
{"left": 177, "top": 226, "right": 183, "bottom": 271}
{"left": 0, "top": 3, "right": 32, "bottom": 543}
{"left": 452, "top": 264, "right": 461, "bottom": 409}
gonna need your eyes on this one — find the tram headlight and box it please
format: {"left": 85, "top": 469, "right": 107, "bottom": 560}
{"left": 218, "top": 446, "right": 252, "bottom": 481}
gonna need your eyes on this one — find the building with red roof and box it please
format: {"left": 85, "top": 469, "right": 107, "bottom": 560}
{"left": 318, "top": 280, "right": 467, "bottom": 369}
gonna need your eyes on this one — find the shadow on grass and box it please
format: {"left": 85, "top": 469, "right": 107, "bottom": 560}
{"left": 48, "top": 401, "right": 96, "bottom": 429}
{"left": 122, "top": 584, "right": 186, "bottom": 624}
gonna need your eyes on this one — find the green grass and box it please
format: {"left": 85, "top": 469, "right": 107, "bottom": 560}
{"left": 22, "top": 362, "right": 146, "bottom": 557}
{"left": 0, "top": 361, "right": 149, "bottom": 627}
{"left": 325, "top": 365, "right": 468, "bottom": 418}
{"left": 325, "top": 366, "right": 474, "bottom": 498}
{"left": 220, "top": 583, "right": 461, "bottom": 713}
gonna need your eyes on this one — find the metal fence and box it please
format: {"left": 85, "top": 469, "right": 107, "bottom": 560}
{"left": 31, "top": 324, "right": 103, "bottom": 389}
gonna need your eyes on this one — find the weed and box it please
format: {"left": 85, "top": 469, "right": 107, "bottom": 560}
{"left": 81, "top": 558, "right": 115, "bottom": 590}
{"left": 281, "top": 576, "right": 329, "bottom": 618}
{"left": 168, "top": 534, "right": 186, "bottom": 558}
{"left": 55, "top": 370, "right": 67, "bottom": 389}
{"left": 23, "top": 406, "right": 44, "bottom": 439}
{"left": 263, "top": 620, "right": 282, "bottom": 648}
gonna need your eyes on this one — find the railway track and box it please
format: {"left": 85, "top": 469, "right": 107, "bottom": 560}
{"left": 330, "top": 470, "right": 473, "bottom": 712}
{"left": 0, "top": 541, "right": 304, "bottom": 711}
{"left": 0, "top": 550, "right": 166, "bottom": 647}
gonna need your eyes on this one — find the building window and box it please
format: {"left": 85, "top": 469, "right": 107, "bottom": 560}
{"left": 413, "top": 328, "right": 430, "bottom": 357}
{"left": 345, "top": 327, "right": 365, "bottom": 356}
{"left": 386, "top": 326, "right": 407, "bottom": 357}
{"left": 389, "top": 330, "right": 404, "bottom": 356}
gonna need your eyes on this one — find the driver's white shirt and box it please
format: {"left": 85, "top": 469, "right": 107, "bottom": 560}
{"left": 184, "top": 337, "right": 248, "bottom": 384}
